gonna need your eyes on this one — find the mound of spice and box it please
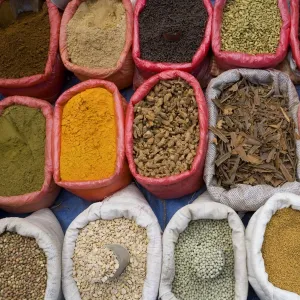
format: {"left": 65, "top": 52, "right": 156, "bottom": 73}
{"left": 262, "top": 208, "right": 300, "bottom": 295}
{"left": 67, "top": 0, "right": 126, "bottom": 69}
{"left": 0, "top": 3, "right": 50, "bottom": 78}
{"left": 73, "top": 218, "right": 148, "bottom": 300}
{"left": 0, "top": 105, "right": 46, "bottom": 196}
{"left": 0, "top": 232, "right": 47, "bottom": 300}
{"left": 139, "top": 0, "right": 208, "bottom": 63}
{"left": 173, "top": 219, "right": 235, "bottom": 300}
{"left": 221, "top": 0, "right": 282, "bottom": 54}
{"left": 60, "top": 88, "right": 117, "bottom": 181}
{"left": 211, "top": 78, "right": 298, "bottom": 188}
{"left": 133, "top": 78, "right": 200, "bottom": 178}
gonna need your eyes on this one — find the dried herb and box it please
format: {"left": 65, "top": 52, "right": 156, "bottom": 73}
{"left": 211, "top": 78, "right": 298, "bottom": 189}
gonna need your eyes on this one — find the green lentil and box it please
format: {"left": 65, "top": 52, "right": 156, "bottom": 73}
{"left": 221, "top": 0, "right": 282, "bottom": 55}
{"left": 172, "top": 219, "right": 235, "bottom": 300}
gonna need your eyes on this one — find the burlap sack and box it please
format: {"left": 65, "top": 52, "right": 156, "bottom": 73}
{"left": 204, "top": 69, "right": 300, "bottom": 211}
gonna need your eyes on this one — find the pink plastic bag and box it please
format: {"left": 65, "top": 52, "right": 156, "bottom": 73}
{"left": 60, "top": 0, "right": 134, "bottom": 90}
{"left": 290, "top": 0, "right": 300, "bottom": 69}
{"left": 212, "top": 0, "right": 290, "bottom": 70}
{"left": 132, "top": 0, "right": 213, "bottom": 90}
{"left": 125, "top": 70, "right": 208, "bottom": 199}
{"left": 53, "top": 80, "right": 132, "bottom": 202}
{"left": 0, "top": 96, "right": 60, "bottom": 213}
{"left": 0, "top": 0, "right": 64, "bottom": 103}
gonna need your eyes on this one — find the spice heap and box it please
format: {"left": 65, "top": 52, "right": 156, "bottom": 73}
{"left": 133, "top": 78, "right": 200, "bottom": 178}
{"left": 0, "top": 3, "right": 50, "bottom": 78}
{"left": 0, "top": 232, "right": 47, "bottom": 300}
{"left": 139, "top": 0, "right": 208, "bottom": 63}
{"left": 0, "top": 105, "right": 46, "bottom": 196}
{"left": 76, "top": 247, "right": 119, "bottom": 284}
{"left": 211, "top": 78, "right": 297, "bottom": 188}
{"left": 60, "top": 88, "right": 117, "bottom": 181}
{"left": 173, "top": 219, "right": 235, "bottom": 300}
{"left": 262, "top": 208, "right": 300, "bottom": 295}
{"left": 221, "top": 0, "right": 282, "bottom": 54}
{"left": 67, "top": 0, "right": 126, "bottom": 69}
{"left": 73, "top": 218, "right": 148, "bottom": 300}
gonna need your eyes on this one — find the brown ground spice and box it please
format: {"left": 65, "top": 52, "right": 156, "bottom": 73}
{"left": 262, "top": 207, "right": 300, "bottom": 294}
{"left": 0, "top": 3, "right": 50, "bottom": 79}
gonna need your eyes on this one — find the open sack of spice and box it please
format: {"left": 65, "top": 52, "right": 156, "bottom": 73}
{"left": 132, "top": 0, "right": 213, "bottom": 90}
{"left": 0, "top": 0, "right": 64, "bottom": 102}
{"left": 212, "top": 0, "right": 290, "bottom": 70}
{"left": 0, "top": 96, "right": 60, "bottom": 213}
{"left": 60, "top": 0, "right": 134, "bottom": 89}
{"left": 246, "top": 192, "right": 300, "bottom": 300}
{"left": 62, "top": 184, "right": 162, "bottom": 300}
{"left": 125, "top": 70, "right": 208, "bottom": 199}
{"left": 204, "top": 69, "right": 300, "bottom": 212}
{"left": 290, "top": 0, "right": 300, "bottom": 72}
{"left": 0, "top": 208, "right": 64, "bottom": 300}
{"left": 53, "top": 79, "right": 131, "bottom": 201}
{"left": 159, "top": 191, "right": 248, "bottom": 300}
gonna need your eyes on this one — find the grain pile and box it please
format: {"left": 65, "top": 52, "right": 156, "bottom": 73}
{"left": 133, "top": 78, "right": 200, "bottom": 178}
{"left": 67, "top": 0, "right": 126, "bottom": 69}
{"left": 221, "top": 0, "right": 282, "bottom": 54}
{"left": 0, "top": 232, "right": 47, "bottom": 300}
{"left": 73, "top": 218, "right": 148, "bottom": 300}
{"left": 262, "top": 207, "right": 300, "bottom": 295}
{"left": 172, "top": 219, "right": 235, "bottom": 300}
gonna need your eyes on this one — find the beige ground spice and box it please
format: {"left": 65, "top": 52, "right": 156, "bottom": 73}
{"left": 67, "top": 0, "right": 126, "bottom": 69}
{"left": 262, "top": 208, "right": 300, "bottom": 295}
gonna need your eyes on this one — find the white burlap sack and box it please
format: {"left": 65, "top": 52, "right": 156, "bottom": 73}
{"left": 204, "top": 69, "right": 300, "bottom": 211}
{"left": 246, "top": 192, "right": 300, "bottom": 300}
{"left": 159, "top": 191, "right": 248, "bottom": 300}
{"left": 62, "top": 183, "right": 162, "bottom": 300}
{"left": 0, "top": 208, "right": 64, "bottom": 300}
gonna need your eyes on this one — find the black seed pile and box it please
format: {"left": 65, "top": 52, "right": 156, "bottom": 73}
{"left": 139, "top": 0, "right": 208, "bottom": 63}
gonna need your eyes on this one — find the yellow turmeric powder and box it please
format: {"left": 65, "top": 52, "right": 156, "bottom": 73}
{"left": 60, "top": 88, "right": 117, "bottom": 181}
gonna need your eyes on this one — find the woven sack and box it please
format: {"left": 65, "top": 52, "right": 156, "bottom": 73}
{"left": 290, "top": 0, "right": 300, "bottom": 70}
{"left": 0, "top": 96, "right": 60, "bottom": 213}
{"left": 125, "top": 70, "right": 208, "bottom": 199}
{"left": 60, "top": 0, "right": 134, "bottom": 90}
{"left": 246, "top": 192, "right": 300, "bottom": 300}
{"left": 132, "top": 0, "right": 213, "bottom": 90}
{"left": 159, "top": 191, "right": 248, "bottom": 300}
{"left": 0, "top": 208, "right": 64, "bottom": 300}
{"left": 62, "top": 184, "right": 162, "bottom": 300}
{"left": 53, "top": 79, "right": 132, "bottom": 201}
{"left": 212, "top": 0, "right": 290, "bottom": 70}
{"left": 204, "top": 69, "right": 300, "bottom": 211}
{"left": 0, "top": 0, "right": 64, "bottom": 103}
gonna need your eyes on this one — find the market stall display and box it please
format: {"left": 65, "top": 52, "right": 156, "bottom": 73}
{"left": 0, "top": 96, "right": 60, "bottom": 213}
{"left": 126, "top": 70, "right": 208, "bottom": 199}
{"left": 62, "top": 184, "right": 162, "bottom": 300}
{"left": 160, "top": 192, "right": 248, "bottom": 300}
{"left": 60, "top": 0, "right": 134, "bottom": 89}
{"left": 133, "top": 0, "right": 213, "bottom": 89}
{"left": 0, "top": 0, "right": 64, "bottom": 102}
{"left": 204, "top": 69, "right": 300, "bottom": 211}
{"left": 246, "top": 192, "right": 300, "bottom": 300}
{"left": 212, "top": 0, "right": 290, "bottom": 69}
{"left": 53, "top": 79, "right": 131, "bottom": 201}
{"left": 0, "top": 209, "right": 64, "bottom": 300}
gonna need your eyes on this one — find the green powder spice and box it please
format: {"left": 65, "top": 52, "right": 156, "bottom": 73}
{"left": 0, "top": 3, "right": 50, "bottom": 78}
{"left": 221, "top": 0, "right": 282, "bottom": 55}
{"left": 0, "top": 105, "right": 46, "bottom": 196}
{"left": 173, "top": 219, "right": 235, "bottom": 300}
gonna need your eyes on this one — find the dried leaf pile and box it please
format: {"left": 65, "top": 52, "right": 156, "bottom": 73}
{"left": 133, "top": 78, "right": 200, "bottom": 178}
{"left": 211, "top": 78, "right": 298, "bottom": 188}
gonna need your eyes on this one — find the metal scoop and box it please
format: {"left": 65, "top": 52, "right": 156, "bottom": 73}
{"left": 105, "top": 244, "right": 130, "bottom": 279}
